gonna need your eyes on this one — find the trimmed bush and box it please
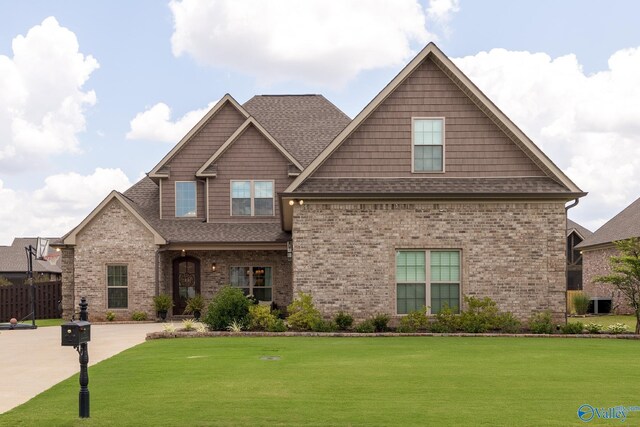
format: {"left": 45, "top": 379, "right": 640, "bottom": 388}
{"left": 397, "top": 307, "right": 429, "bottom": 333}
{"left": 605, "top": 323, "right": 629, "bottom": 334}
{"left": 105, "top": 311, "right": 116, "bottom": 322}
{"left": 334, "top": 312, "right": 354, "bottom": 331}
{"left": 248, "top": 304, "right": 279, "bottom": 331}
{"left": 203, "top": 286, "right": 251, "bottom": 331}
{"left": 287, "top": 292, "right": 322, "bottom": 331}
{"left": 529, "top": 311, "right": 554, "bottom": 334}
{"left": 560, "top": 321, "right": 584, "bottom": 334}
{"left": 584, "top": 322, "right": 603, "bottom": 334}
{"left": 372, "top": 313, "right": 390, "bottom": 332}
{"left": 430, "top": 304, "right": 459, "bottom": 333}
{"left": 354, "top": 319, "right": 376, "bottom": 333}
{"left": 311, "top": 319, "right": 338, "bottom": 332}
{"left": 494, "top": 312, "right": 522, "bottom": 333}
{"left": 572, "top": 292, "right": 591, "bottom": 315}
{"left": 131, "top": 311, "right": 148, "bottom": 321}
{"left": 269, "top": 318, "right": 287, "bottom": 332}
{"left": 458, "top": 296, "right": 499, "bottom": 333}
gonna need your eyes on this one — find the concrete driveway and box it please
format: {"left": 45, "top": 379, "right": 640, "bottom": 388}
{"left": 0, "top": 322, "right": 164, "bottom": 414}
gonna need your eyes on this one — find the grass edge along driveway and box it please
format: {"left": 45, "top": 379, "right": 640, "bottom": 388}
{"left": 1, "top": 336, "right": 639, "bottom": 427}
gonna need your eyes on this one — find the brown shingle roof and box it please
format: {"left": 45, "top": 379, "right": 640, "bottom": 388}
{"left": 122, "top": 178, "right": 289, "bottom": 244}
{"left": 567, "top": 219, "right": 592, "bottom": 239}
{"left": 0, "top": 238, "right": 61, "bottom": 274}
{"left": 576, "top": 196, "right": 640, "bottom": 249}
{"left": 243, "top": 95, "right": 350, "bottom": 167}
{"left": 291, "top": 177, "right": 579, "bottom": 197}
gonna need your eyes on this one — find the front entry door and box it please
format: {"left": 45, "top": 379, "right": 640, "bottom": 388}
{"left": 173, "top": 256, "right": 201, "bottom": 315}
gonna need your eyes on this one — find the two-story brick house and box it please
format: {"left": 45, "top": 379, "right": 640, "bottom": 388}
{"left": 56, "top": 43, "right": 585, "bottom": 322}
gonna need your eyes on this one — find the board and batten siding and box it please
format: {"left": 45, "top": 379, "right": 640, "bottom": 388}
{"left": 314, "top": 58, "right": 546, "bottom": 178}
{"left": 208, "top": 124, "right": 294, "bottom": 222}
{"left": 161, "top": 103, "right": 246, "bottom": 219}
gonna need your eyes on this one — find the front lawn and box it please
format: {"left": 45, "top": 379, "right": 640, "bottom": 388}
{"left": 1, "top": 337, "right": 639, "bottom": 426}
{"left": 568, "top": 314, "right": 637, "bottom": 331}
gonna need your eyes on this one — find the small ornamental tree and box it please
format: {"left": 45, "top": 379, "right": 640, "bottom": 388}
{"left": 594, "top": 238, "right": 640, "bottom": 334}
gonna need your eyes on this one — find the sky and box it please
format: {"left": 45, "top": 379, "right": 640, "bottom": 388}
{"left": 1, "top": 0, "right": 640, "bottom": 245}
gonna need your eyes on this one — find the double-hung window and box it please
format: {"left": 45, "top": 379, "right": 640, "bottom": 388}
{"left": 231, "top": 181, "right": 274, "bottom": 216}
{"left": 175, "top": 181, "right": 197, "bottom": 217}
{"left": 107, "top": 265, "right": 128, "bottom": 309}
{"left": 229, "top": 266, "right": 273, "bottom": 302}
{"left": 396, "top": 250, "right": 460, "bottom": 315}
{"left": 413, "top": 118, "right": 444, "bottom": 172}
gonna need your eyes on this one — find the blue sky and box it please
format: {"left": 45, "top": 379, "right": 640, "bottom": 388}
{"left": 1, "top": 0, "right": 640, "bottom": 245}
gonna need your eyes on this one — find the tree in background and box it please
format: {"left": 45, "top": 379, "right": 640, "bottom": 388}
{"left": 595, "top": 238, "right": 640, "bottom": 334}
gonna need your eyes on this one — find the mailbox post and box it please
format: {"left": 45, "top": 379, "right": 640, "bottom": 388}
{"left": 61, "top": 297, "right": 91, "bottom": 418}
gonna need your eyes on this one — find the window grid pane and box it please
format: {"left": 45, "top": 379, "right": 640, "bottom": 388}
{"left": 107, "top": 265, "right": 128, "bottom": 309}
{"left": 176, "top": 182, "right": 196, "bottom": 217}
{"left": 414, "top": 119, "right": 443, "bottom": 172}
{"left": 431, "top": 251, "right": 460, "bottom": 282}
{"left": 431, "top": 283, "right": 460, "bottom": 314}
{"left": 397, "top": 283, "right": 426, "bottom": 314}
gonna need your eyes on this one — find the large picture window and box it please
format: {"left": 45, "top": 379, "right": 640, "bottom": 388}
{"left": 229, "top": 266, "right": 273, "bottom": 302}
{"left": 396, "top": 250, "right": 460, "bottom": 315}
{"left": 175, "top": 181, "right": 197, "bottom": 217}
{"left": 107, "top": 265, "right": 128, "bottom": 309}
{"left": 231, "top": 181, "right": 274, "bottom": 216}
{"left": 413, "top": 118, "right": 444, "bottom": 172}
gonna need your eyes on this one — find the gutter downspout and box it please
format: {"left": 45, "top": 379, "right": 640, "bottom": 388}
{"left": 564, "top": 198, "right": 580, "bottom": 323}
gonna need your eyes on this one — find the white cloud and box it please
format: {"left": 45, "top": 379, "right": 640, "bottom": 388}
{"left": 0, "top": 169, "right": 132, "bottom": 246}
{"left": 427, "top": 0, "right": 460, "bottom": 24}
{"left": 453, "top": 47, "right": 640, "bottom": 231}
{"left": 0, "top": 17, "right": 99, "bottom": 171}
{"left": 169, "top": 0, "right": 433, "bottom": 87}
{"left": 126, "top": 101, "right": 216, "bottom": 143}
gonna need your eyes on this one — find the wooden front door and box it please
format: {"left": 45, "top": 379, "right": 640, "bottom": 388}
{"left": 172, "top": 256, "right": 201, "bottom": 315}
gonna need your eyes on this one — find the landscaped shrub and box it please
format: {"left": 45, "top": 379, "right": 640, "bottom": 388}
{"left": 372, "top": 313, "right": 390, "bottom": 332}
{"left": 182, "top": 318, "right": 196, "bottom": 331}
{"left": 269, "top": 318, "right": 287, "bottom": 332}
{"left": 105, "top": 311, "right": 116, "bottom": 322}
{"left": 560, "top": 322, "right": 584, "bottom": 334}
{"left": 605, "top": 323, "right": 629, "bottom": 334}
{"left": 287, "top": 292, "right": 322, "bottom": 331}
{"left": 572, "top": 292, "right": 591, "bottom": 315}
{"left": 494, "top": 312, "right": 522, "bottom": 333}
{"left": 131, "top": 311, "right": 148, "bottom": 321}
{"left": 458, "top": 296, "right": 499, "bottom": 333}
{"left": 429, "top": 304, "right": 459, "bottom": 333}
{"left": 528, "top": 311, "right": 554, "bottom": 334}
{"left": 248, "top": 304, "right": 279, "bottom": 331}
{"left": 397, "top": 307, "right": 429, "bottom": 333}
{"left": 311, "top": 319, "right": 338, "bottom": 332}
{"left": 334, "top": 312, "right": 354, "bottom": 331}
{"left": 584, "top": 323, "right": 603, "bottom": 334}
{"left": 203, "top": 286, "right": 251, "bottom": 331}
{"left": 227, "top": 320, "right": 244, "bottom": 333}
{"left": 162, "top": 323, "right": 176, "bottom": 333}
{"left": 354, "top": 319, "right": 376, "bottom": 333}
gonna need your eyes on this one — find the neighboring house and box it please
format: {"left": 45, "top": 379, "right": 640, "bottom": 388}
{"left": 0, "top": 238, "right": 62, "bottom": 285}
{"left": 566, "top": 219, "right": 592, "bottom": 291}
{"left": 55, "top": 43, "right": 585, "bottom": 323}
{"left": 576, "top": 196, "right": 640, "bottom": 314}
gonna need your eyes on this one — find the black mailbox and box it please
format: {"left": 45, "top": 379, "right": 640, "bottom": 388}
{"left": 61, "top": 320, "right": 91, "bottom": 347}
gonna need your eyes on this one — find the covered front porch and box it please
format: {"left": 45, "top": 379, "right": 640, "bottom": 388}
{"left": 156, "top": 247, "right": 292, "bottom": 317}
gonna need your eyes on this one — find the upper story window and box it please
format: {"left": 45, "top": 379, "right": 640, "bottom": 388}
{"left": 175, "top": 181, "right": 197, "bottom": 217}
{"left": 413, "top": 118, "right": 444, "bottom": 172}
{"left": 231, "top": 180, "right": 274, "bottom": 216}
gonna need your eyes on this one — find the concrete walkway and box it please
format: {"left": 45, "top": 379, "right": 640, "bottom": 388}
{"left": 0, "top": 323, "right": 163, "bottom": 414}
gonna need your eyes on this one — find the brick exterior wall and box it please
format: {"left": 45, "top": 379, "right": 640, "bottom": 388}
{"left": 292, "top": 201, "right": 567, "bottom": 323}
{"left": 69, "top": 199, "right": 159, "bottom": 321}
{"left": 60, "top": 247, "right": 75, "bottom": 317}
{"left": 582, "top": 246, "right": 633, "bottom": 314}
{"left": 158, "top": 250, "right": 292, "bottom": 316}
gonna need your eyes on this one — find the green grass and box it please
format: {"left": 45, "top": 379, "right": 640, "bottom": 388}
{"left": 568, "top": 314, "right": 637, "bottom": 330}
{"left": 2, "top": 337, "right": 640, "bottom": 426}
{"left": 10, "top": 318, "right": 64, "bottom": 327}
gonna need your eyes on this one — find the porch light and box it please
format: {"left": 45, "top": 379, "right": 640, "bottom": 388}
{"left": 298, "top": 200, "right": 304, "bottom": 205}
{"left": 211, "top": 262, "right": 217, "bottom": 272}
{"left": 288, "top": 200, "right": 294, "bottom": 206}
{"left": 181, "top": 249, "right": 186, "bottom": 257}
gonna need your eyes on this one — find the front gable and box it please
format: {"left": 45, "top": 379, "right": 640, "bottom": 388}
{"left": 287, "top": 43, "right": 582, "bottom": 193}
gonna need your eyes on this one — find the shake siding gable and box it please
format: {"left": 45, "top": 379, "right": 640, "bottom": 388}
{"left": 208, "top": 124, "right": 294, "bottom": 222}
{"left": 313, "top": 57, "right": 546, "bottom": 178}
{"left": 161, "top": 103, "right": 246, "bottom": 219}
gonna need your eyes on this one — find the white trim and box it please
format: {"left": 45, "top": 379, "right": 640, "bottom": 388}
{"left": 286, "top": 43, "right": 583, "bottom": 194}
{"left": 148, "top": 94, "right": 250, "bottom": 178}
{"left": 206, "top": 177, "right": 210, "bottom": 223}
{"left": 411, "top": 117, "right": 445, "bottom": 174}
{"left": 63, "top": 191, "right": 166, "bottom": 245}
{"left": 159, "top": 179, "right": 163, "bottom": 219}
{"left": 230, "top": 180, "right": 275, "bottom": 217}
{"left": 196, "top": 117, "right": 303, "bottom": 176}
{"left": 175, "top": 181, "right": 197, "bottom": 218}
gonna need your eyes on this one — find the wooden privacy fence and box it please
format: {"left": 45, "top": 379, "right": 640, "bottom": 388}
{"left": 0, "top": 281, "right": 61, "bottom": 320}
